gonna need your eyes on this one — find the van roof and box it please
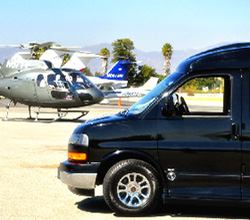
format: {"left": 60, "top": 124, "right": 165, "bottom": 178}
{"left": 176, "top": 43, "right": 250, "bottom": 73}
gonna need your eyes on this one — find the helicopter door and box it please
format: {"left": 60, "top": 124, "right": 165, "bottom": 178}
{"left": 47, "top": 73, "right": 72, "bottom": 100}
{"left": 35, "top": 74, "right": 51, "bottom": 101}
{"left": 11, "top": 76, "right": 38, "bottom": 102}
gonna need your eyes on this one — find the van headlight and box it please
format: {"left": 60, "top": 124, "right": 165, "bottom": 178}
{"left": 69, "top": 133, "right": 89, "bottom": 146}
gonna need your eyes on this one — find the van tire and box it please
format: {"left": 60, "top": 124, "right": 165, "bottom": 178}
{"left": 103, "top": 159, "right": 162, "bottom": 216}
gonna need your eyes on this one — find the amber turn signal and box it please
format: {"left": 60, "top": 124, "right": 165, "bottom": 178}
{"left": 68, "top": 152, "right": 87, "bottom": 161}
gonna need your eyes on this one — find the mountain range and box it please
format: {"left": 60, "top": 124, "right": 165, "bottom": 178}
{"left": 0, "top": 42, "right": 231, "bottom": 75}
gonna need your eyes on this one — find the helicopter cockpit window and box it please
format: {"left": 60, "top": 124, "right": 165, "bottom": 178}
{"left": 47, "top": 74, "right": 57, "bottom": 89}
{"left": 37, "top": 74, "right": 46, "bottom": 88}
{"left": 69, "top": 71, "right": 95, "bottom": 90}
{"left": 47, "top": 73, "right": 69, "bottom": 89}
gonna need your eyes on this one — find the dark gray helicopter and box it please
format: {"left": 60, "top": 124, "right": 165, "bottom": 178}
{"left": 0, "top": 42, "right": 104, "bottom": 121}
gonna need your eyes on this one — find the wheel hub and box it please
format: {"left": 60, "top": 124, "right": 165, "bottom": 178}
{"left": 117, "top": 172, "right": 151, "bottom": 207}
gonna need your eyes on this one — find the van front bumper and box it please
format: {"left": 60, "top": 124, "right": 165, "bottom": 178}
{"left": 58, "top": 161, "right": 100, "bottom": 196}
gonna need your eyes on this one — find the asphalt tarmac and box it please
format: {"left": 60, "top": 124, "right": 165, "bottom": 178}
{"left": 0, "top": 97, "right": 249, "bottom": 220}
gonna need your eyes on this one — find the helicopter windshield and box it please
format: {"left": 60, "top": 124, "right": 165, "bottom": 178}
{"left": 63, "top": 70, "right": 95, "bottom": 90}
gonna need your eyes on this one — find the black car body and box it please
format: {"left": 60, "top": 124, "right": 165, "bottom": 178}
{"left": 58, "top": 43, "right": 250, "bottom": 215}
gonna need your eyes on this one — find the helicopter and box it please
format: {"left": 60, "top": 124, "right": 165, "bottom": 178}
{"left": 0, "top": 42, "right": 105, "bottom": 121}
{"left": 38, "top": 45, "right": 132, "bottom": 88}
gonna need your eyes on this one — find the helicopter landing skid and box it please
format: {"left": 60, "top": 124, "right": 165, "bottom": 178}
{"left": 2, "top": 102, "right": 89, "bottom": 122}
{"left": 34, "top": 109, "right": 89, "bottom": 122}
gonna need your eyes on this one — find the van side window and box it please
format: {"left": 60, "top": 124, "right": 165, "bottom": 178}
{"left": 169, "top": 76, "right": 230, "bottom": 116}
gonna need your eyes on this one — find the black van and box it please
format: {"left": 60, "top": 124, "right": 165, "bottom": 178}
{"left": 58, "top": 43, "right": 250, "bottom": 215}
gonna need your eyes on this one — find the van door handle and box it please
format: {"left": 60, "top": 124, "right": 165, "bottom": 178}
{"left": 232, "top": 123, "right": 240, "bottom": 140}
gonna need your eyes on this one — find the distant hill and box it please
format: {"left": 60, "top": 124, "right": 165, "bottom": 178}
{"left": 0, "top": 42, "right": 231, "bottom": 75}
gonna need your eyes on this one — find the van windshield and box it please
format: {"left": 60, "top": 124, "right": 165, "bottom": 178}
{"left": 128, "top": 71, "right": 184, "bottom": 115}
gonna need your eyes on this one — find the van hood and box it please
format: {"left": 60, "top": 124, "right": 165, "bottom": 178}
{"left": 74, "top": 113, "right": 129, "bottom": 134}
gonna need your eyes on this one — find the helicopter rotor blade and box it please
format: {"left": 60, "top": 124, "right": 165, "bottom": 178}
{"left": 0, "top": 41, "right": 56, "bottom": 50}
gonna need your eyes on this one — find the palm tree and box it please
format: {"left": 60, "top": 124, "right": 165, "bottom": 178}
{"left": 162, "top": 43, "right": 173, "bottom": 76}
{"left": 100, "top": 47, "right": 110, "bottom": 75}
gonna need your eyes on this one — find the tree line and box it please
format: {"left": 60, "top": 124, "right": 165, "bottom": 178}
{"left": 101, "top": 39, "right": 223, "bottom": 92}
{"left": 95, "top": 38, "right": 173, "bottom": 87}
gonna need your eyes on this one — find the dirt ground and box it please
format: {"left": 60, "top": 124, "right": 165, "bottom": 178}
{"left": 0, "top": 99, "right": 249, "bottom": 220}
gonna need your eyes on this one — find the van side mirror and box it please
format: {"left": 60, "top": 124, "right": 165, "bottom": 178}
{"left": 161, "top": 95, "right": 175, "bottom": 117}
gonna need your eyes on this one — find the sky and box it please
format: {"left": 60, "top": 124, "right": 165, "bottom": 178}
{"left": 0, "top": 0, "right": 250, "bottom": 52}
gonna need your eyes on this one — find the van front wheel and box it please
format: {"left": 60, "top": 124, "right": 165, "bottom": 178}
{"left": 103, "top": 159, "right": 162, "bottom": 215}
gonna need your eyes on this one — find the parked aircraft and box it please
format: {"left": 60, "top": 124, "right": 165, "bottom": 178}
{"left": 40, "top": 47, "right": 101, "bottom": 70}
{"left": 87, "top": 60, "right": 132, "bottom": 88}
{"left": 0, "top": 43, "right": 104, "bottom": 121}
{"left": 39, "top": 48, "right": 132, "bottom": 88}
{"left": 1, "top": 41, "right": 133, "bottom": 98}
{"left": 103, "top": 77, "right": 159, "bottom": 99}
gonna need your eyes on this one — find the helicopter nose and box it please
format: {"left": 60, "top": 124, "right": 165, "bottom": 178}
{"left": 78, "top": 88, "right": 104, "bottom": 103}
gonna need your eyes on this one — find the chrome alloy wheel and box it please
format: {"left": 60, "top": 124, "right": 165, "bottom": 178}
{"left": 117, "top": 172, "right": 151, "bottom": 207}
